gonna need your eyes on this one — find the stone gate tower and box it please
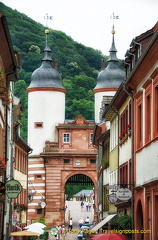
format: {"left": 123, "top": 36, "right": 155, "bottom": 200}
{"left": 27, "top": 30, "right": 66, "bottom": 155}
{"left": 26, "top": 30, "right": 97, "bottom": 227}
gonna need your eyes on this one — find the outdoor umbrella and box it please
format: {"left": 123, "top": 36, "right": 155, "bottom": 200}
{"left": 10, "top": 230, "right": 40, "bottom": 236}
{"left": 24, "top": 222, "right": 46, "bottom": 229}
{"left": 88, "top": 233, "right": 129, "bottom": 240}
{"left": 23, "top": 222, "right": 46, "bottom": 235}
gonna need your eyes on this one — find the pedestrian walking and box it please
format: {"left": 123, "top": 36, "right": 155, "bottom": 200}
{"left": 56, "top": 225, "right": 62, "bottom": 240}
{"left": 61, "top": 225, "right": 66, "bottom": 240}
{"left": 86, "top": 202, "right": 89, "bottom": 211}
{"left": 81, "top": 201, "right": 84, "bottom": 211}
{"left": 68, "top": 217, "right": 73, "bottom": 231}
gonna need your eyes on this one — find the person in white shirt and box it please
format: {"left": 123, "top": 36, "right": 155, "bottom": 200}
{"left": 85, "top": 216, "right": 90, "bottom": 224}
{"left": 78, "top": 217, "right": 84, "bottom": 228}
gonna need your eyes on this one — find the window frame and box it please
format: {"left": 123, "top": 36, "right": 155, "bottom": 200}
{"left": 63, "top": 133, "right": 70, "bottom": 143}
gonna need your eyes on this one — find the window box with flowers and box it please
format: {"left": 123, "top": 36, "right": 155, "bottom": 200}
{"left": 119, "top": 125, "right": 131, "bottom": 144}
{"left": 127, "top": 124, "right": 131, "bottom": 136}
{"left": 0, "top": 157, "right": 6, "bottom": 170}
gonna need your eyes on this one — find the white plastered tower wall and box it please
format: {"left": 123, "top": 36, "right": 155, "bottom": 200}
{"left": 94, "top": 91, "right": 116, "bottom": 124}
{"left": 28, "top": 90, "right": 65, "bottom": 155}
{"left": 27, "top": 30, "right": 66, "bottom": 156}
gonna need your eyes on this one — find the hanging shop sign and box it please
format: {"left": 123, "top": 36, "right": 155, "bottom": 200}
{"left": 106, "top": 185, "right": 120, "bottom": 191}
{"left": 50, "top": 227, "right": 58, "bottom": 236}
{"left": 5, "top": 179, "right": 22, "bottom": 199}
{"left": 109, "top": 194, "right": 118, "bottom": 203}
{"left": 116, "top": 188, "right": 132, "bottom": 201}
{"left": 0, "top": 182, "right": 5, "bottom": 196}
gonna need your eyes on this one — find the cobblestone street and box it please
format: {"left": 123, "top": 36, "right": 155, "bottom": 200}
{"left": 48, "top": 200, "right": 94, "bottom": 240}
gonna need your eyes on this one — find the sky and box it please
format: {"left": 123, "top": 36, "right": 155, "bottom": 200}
{"left": 1, "top": 0, "right": 158, "bottom": 59}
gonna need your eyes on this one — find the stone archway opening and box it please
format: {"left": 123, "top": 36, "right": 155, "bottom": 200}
{"left": 64, "top": 174, "right": 95, "bottom": 229}
{"left": 136, "top": 199, "right": 144, "bottom": 240}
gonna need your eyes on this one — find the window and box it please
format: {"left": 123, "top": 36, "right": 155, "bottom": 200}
{"left": 90, "top": 133, "right": 93, "bottom": 143}
{"left": 64, "top": 159, "right": 70, "bottom": 164}
{"left": 154, "top": 86, "right": 158, "bottom": 136}
{"left": 135, "top": 91, "right": 143, "bottom": 149}
{"left": 37, "top": 209, "right": 42, "bottom": 215}
{"left": 34, "top": 122, "right": 43, "bottom": 128}
{"left": 35, "top": 175, "right": 42, "bottom": 179}
{"left": 152, "top": 68, "right": 158, "bottom": 138}
{"left": 63, "top": 133, "right": 70, "bottom": 143}
{"left": 119, "top": 105, "right": 131, "bottom": 143}
{"left": 90, "top": 159, "right": 96, "bottom": 164}
{"left": 119, "top": 162, "right": 128, "bottom": 186}
{"left": 143, "top": 79, "right": 152, "bottom": 143}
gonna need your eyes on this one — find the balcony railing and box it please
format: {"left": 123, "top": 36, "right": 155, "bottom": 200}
{"left": 44, "top": 141, "right": 59, "bottom": 152}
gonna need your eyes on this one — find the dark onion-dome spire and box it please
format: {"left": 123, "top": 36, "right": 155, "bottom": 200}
{"left": 108, "top": 26, "right": 118, "bottom": 62}
{"left": 27, "top": 29, "right": 66, "bottom": 91}
{"left": 93, "top": 26, "right": 125, "bottom": 91}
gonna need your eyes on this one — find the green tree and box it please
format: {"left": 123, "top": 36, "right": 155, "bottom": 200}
{"left": 14, "top": 80, "right": 28, "bottom": 141}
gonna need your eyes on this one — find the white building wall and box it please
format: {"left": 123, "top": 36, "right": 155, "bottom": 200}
{"left": 136, "top": 141, "right": 158, "bottom": 186}
{"left": 94, "top": 91, "right": 115, "bottom": 124}
{"left": 119, "top": 138, "right": 132, "bottom": 166}
{"left": 103, "top": 167, "right": 109, "bottom": 185}
{"left": 110, "top": 118, "right": 118, "bottom": 151}
{"left": 109, "top": 169, "right": 118, "bottom": 186}
{"left": 28, "top": 90, "right": 65, "bottom": 155}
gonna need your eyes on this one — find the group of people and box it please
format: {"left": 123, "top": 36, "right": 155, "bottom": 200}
{"left": 56, "top": 225, "right": 67, "bottom": 240}
{"left": 78, "top": 216, "right": 90, "bottom": 227}
{"left": 54, "top": 216, "right": 90, "bottom": 240}
{"left": 81, "top": 201, "right": 92, "bottom": 212}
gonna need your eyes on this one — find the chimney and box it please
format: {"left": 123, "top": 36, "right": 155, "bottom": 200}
{"left": 54, "top": 60, "right": 58, "bottom": 70}
{"left": 101, "top": 59, "right": 105, "bottom": 70}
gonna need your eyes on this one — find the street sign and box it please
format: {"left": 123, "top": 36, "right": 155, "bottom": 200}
{"left": 12, "top": 213, "right": 18, "bottom": 225}
{"left": 41, "top": 201, "right": 46, "bottom": 208}
{"left": 109, "top": 194, "right": 118, "bottom": 203}
{"left": 5, "top": 179, "right": 22, "bottom": 199}
{"left": 50, "top": 227, "right": 58, "bottom": 236}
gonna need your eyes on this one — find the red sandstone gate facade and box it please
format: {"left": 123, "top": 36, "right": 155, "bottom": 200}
{"left": 27, "top": 115, "right": 97, "bottom": 228}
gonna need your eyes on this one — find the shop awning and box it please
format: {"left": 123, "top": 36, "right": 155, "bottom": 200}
{"left": 91, "top": 214, "right": 116, "bottom": 232}
{"left": 10, "top": 230, "right": 40, "bottom": 236}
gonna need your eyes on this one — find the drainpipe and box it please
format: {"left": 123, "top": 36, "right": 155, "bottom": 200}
{"left": 133, "top": 39, "right": 142, "bottom": 56}
{"left": 122, "top": 84, "right": 134, "bottom": 240}
{"left": 124, "top": 59, "right": 131, "bottom": 77}
{"left": 127, "top": 50, "right": 136, "bottom": 67}
{"left": 98, "top": 141, "right": 104, "bottom": 220}
{"left": 3, "top": 80, "right": 14, "bottom": 240}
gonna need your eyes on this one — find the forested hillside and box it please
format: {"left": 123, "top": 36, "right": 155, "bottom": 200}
{"left": 0, "top": 2, "right": 124, "bottom": 140}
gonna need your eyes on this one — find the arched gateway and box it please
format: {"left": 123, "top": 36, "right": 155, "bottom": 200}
{"left": 28, "top": 115, "right": 97, "bottom": 228}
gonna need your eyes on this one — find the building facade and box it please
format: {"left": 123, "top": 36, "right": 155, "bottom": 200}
{"left": 93, "top": 27, "right": 125, "bottom": 221}
{"left": 125, "top": 22, "right": 158, "bottom": 240}
{"left": 95, "top": 22, "right": 158, "bottom": 239}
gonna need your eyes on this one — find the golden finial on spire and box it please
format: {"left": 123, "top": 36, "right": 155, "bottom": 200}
{"left": 110, "top": 13, "right": 119, "bottom": 34}
{"left": 45, "top": 29, "right": 49, "bottom": 34}
{"left": 111, "top": 29, "right": 115, "bottom": 34}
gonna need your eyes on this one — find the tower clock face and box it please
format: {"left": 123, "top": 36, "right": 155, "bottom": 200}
{"left": 75, "top": 160, "right": 81, "bottom": 166}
